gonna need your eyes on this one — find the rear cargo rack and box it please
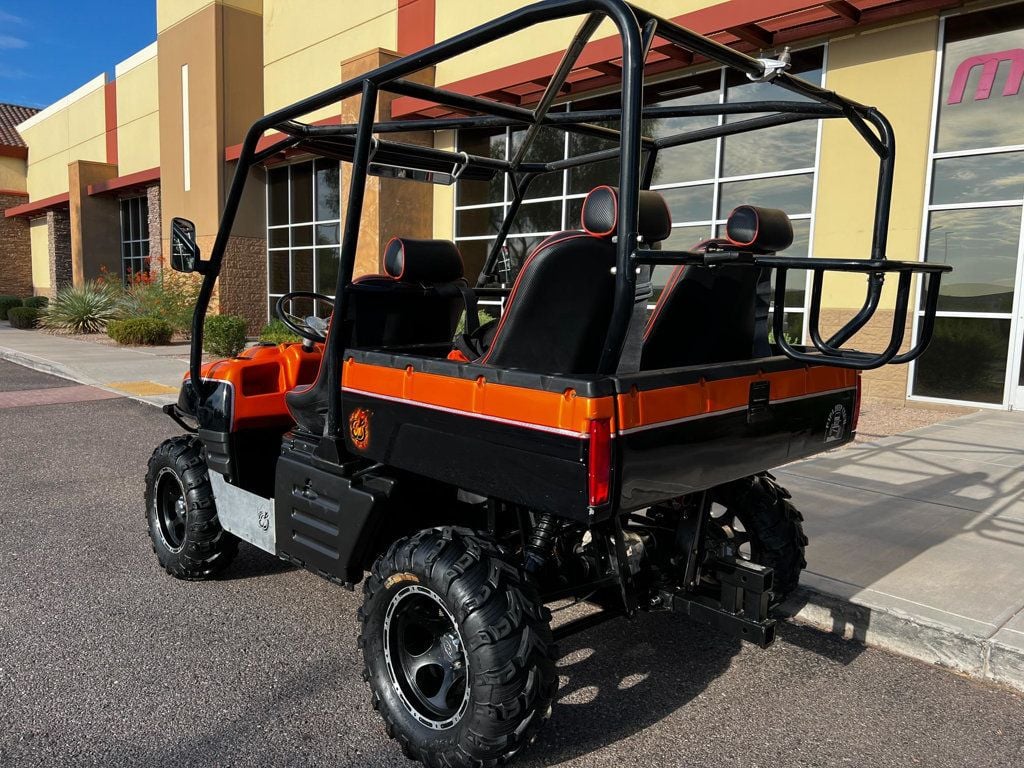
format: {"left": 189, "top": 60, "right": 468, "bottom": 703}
{"left": 634, "top": 250, "right": 951, "bottom": 370}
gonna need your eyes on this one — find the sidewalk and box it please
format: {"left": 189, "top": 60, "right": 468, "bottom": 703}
{"left": 3, "top": 322, "right": 1023, "bottom": 691}
{"left": 0, "top": 324, "right": 187, "bottom": 406}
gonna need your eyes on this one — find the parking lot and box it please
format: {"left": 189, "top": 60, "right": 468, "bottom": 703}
{"left": 2, "top": 359, "right": 1022, "bottom": 768}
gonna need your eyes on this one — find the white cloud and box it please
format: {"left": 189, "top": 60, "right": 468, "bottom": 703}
{"left": 0, "top": 34, "right": 27, "bottom": 49}
{"left": 0, "top": 9, "right": 24, "bottom": 25}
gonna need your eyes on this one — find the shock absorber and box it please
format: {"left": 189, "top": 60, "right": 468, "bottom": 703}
{"left": 523, "top": 512, "right": 559, "bottom": 573}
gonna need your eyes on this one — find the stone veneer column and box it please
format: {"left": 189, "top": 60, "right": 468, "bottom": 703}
{"left": 47, "top": 208, "right": 73, "bottom": 291}
{"left": 0, "top": 192, "right": 32, "bottom": 296}
{"left": 147, "top": 184, "right": 162, "bottom": 273}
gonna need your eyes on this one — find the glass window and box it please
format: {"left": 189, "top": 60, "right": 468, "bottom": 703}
{"left": 718, "top": 173, "right": 814, "bottom": 217}
{"left": 913, "top": 316, "right": 1011, "bottom": 403}
{"left": 935, "top": 7, "right": 1024, "bottom": 153}
{"left": 119, "top": 196, "right": 150, "bottom": 284}
{"left": 912, "top": 6, "right": 1024, "bottom": 406}
{"left": 266, "top": 159, "right": 342, "bottom": 317}
{"left": 925, "top": 207, "right": 1021, "bottom": 313}
{"left": 660, "top": 184, "right": 714, "bottom": 224}
{"left": 931, "top": 152, "right": 1024, "bottom": 205}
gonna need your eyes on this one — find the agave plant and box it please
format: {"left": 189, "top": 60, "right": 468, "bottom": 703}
{"left": 40, "top": 281, "right": 124, "bottom": 334}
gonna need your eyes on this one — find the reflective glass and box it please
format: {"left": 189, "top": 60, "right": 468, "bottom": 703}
{"left": 660, "top": 184, "right": 714, "bottom": 224}
{"left": 718, "top": 174, "right": 814, "bottom": 216}
{"left": 913, "top": 316, "right": 1011, "bottom": 403}
{"left": 932, "top": 152, "right": 1024, "bottom": 204}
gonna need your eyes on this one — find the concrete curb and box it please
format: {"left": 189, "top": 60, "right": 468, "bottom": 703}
{"left": 0, "top": 345, "right": 174, "bottom": 409}
{"left": 783, "top": 585, "right": 1024, "bottom": 693}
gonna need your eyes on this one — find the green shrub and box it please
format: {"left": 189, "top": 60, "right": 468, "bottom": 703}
{"left": 123, "top": 276, "right": 200, "bottom": 337}
{"left": 258, "top": 319, "right": 302, "bottom": 345}
{"left": 7, "top": 306, "right": 39, "bottom": 329}
{"left": 107, "top": 317, "right": 174, "bottom": 346}
{"left": 204, "top": 314, "right": 248, "bottom": 358}
{"left": 22, "top": 295, "right": 49, "bottom": 309}
{"left": 40, "top": 281, "right": 123, "bottom": 334}
{"left": 0, "top": 295, "right": 22, "bottom": 320}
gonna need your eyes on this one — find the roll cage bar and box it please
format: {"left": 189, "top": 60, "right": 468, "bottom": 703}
{"left": 189, "top": 0, "right": 949, "bottom": 442}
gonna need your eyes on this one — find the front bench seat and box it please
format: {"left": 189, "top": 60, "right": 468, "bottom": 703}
{"left": 286, "top": 237, "right": 467, "bottom": 435}
{"left": 641, "top": 205, "right": 793, "bottom": 370}
{"left": 470, "top": 185, "right": 672, "bottom": 374}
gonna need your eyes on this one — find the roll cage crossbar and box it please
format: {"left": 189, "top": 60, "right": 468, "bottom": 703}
{"left": 190, "top": 0, "right": 949, "bottom": 440}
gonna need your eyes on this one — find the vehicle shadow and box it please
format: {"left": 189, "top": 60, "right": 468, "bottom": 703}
{"left": 519, "top": 610, "right": 740, "bottom": 767}
{"left": 218, "top": 541, "right": 297, "bottom": 580}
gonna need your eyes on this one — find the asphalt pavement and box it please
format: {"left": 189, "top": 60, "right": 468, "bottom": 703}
{"left": 2, "top": 359, "right": 1023, "bottom": 768}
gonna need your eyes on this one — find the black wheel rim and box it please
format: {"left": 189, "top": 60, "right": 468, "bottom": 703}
{"left": 383, "top": 584, "right": 470, "bottom": 730}
{"left": 709, "top": 506, "right": 758, "bottom": 562}
{"left": 156, "top": 468, "right": 187, "bottom": 553}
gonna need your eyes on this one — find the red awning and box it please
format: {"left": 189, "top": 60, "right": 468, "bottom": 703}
{"left": 86, "top": 166, "right": 160, "bottom": 197}
{"left": 4, "top": 191, "right": 70, "bottom": 219}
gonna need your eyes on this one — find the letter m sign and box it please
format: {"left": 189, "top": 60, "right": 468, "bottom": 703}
{"left": 948, "top": 48, "right": 1024, "bottom": 104}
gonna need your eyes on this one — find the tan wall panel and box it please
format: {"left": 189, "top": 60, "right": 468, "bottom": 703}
{"left": 263, "top": 0, "right": 395, "bottom": 66}
{"left": 432, "top": 130, "right": 455, "bottom": 240}
{"left": 813, "top": 17, "right": 940, "bottom": 309}
{"left": 434, "top": 0, "right": 727, "bottom": 84}
{"left": 19, "top": 114, "right": 70, "bottom": 165}
{"left": 117, "top": 49, "right": 161, "bottom": 174}
{"left": 25, "top": 151, "right": 70, "bottom": 199}
{"left": 157, "top": 0, "right": 261, "bottom": 33}
{"left": 65, "top": 87, "right": 107, "bottom": 148}
{"left": 263, "top": 12, "right": 397, "bottom": 118}
{"left": 0, "top": 156, "right": 27, "bottom": 192}
{"left": 30, "top": 217, "right": 50, "bottom": 289}
{"left": 117, "top": 113, "right": 162, "bottom": 176}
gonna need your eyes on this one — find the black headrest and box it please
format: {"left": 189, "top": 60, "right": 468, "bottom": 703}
{"left": 581, "top": 185, "right": 673, "bottom": 243}
{"left": 725, "top": 205, "right": 793, "bottom": 254}
{"left": 383, "top": 237, "right": 464, "bottom": 283}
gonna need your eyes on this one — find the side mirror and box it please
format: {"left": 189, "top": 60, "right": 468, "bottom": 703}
{"left": 170, "top": 218, "right": 200, "bottom": 273}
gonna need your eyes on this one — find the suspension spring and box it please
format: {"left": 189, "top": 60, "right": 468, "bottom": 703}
{"left": 524, "top": 512, "right": 559, "bottom": 573}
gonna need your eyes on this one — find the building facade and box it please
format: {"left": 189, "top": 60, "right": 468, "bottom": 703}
{"left": 3, "top": 0, "right": 1024, "bottom": 411}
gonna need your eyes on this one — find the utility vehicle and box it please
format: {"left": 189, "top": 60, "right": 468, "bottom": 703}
{"left": 147, "top": 2, "right": 949, "bottom": 765}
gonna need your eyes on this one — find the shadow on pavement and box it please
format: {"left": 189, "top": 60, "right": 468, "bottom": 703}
{"left": 520, "top": 611, "right": 739, "bottom": 766}
{"left": 218, "top": 541, "right": 297, "bottom": 580}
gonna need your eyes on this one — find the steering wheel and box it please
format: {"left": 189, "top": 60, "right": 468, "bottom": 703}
{"left": 274, "top": 291, "right": 334, "bottom": 343}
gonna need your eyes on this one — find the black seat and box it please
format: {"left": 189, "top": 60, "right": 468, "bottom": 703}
{"left": 286, "top": 237, "right": 467, "bottom": 435}
{"left": 470, "top": 185, "right": 672, "bottom": 374}
{"left": 641, "top": 205, "right": 793, "bottom": 370}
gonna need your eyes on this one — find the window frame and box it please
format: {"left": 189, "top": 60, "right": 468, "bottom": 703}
{"left": 119, "top": 195, "right": 150, "bottom": 285}
{"left": 908, "top": 7, "right": 1024, "bottom": 409}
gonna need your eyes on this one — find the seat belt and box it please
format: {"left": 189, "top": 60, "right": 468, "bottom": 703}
{"left": 616, "top": 262, "right": 653, "bottom": 374}
{"left": 436, "top": 281, "right": 480, "bottom": 336}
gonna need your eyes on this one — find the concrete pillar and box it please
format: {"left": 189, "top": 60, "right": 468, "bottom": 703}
{"left": 68, "top": 160, "right": 120, "bottom": 285}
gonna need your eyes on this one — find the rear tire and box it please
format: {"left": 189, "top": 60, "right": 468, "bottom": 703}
{"left": 712, "top": 473, "right": 807, "bottom": 603}
{"left": 145, "top": 436, "right": 237, "bottom": 580}
{"left": 359, "top": 527, "right": 557, "bottom": 768}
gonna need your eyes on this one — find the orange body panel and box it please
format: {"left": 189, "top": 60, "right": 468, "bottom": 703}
{"left": 190, "top": 343, "right": 323, "bottom": 429}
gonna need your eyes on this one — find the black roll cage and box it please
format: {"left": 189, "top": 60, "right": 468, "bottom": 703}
{"left": 189, "top": 0, "right": 950, "bottom": 441}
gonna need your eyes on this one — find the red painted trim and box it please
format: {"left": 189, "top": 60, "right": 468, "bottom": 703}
{"left": 0, "top": 189, "right": 29, "bottom": 197}
{"left": 86, "top": 166, "right": 160, "bottom": 196}
{"left": 0, "top": 145, "right": 28, "bottom": 159}
{"left": 104, "top": 80, "right": 118, "bottom": 167}
{"left": 391, "top": 0, "right": 954, "bottom": 116}
{"left": 3, "top": 191, "right": 70, "bottom": 219}
{"left": 398, "top": 0, "right": 435, "bottom": 55}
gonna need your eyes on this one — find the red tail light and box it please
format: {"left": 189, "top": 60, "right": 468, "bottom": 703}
{"left": 851, "top": 372, "right": 862, "bottom": 432}
{"left": 588, "top": 418, "right": 612, "bottom": 507}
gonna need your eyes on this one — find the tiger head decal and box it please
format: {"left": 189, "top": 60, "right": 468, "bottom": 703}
{"left": 349, "top": 407, "right": 371, "bottom": 450}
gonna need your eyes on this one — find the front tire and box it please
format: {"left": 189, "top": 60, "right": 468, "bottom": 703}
{"left": 145, "top": 436, "right": 237, "bottom": 580}
{"left": 359, "top": 527, "right": 557, "bottom": 768}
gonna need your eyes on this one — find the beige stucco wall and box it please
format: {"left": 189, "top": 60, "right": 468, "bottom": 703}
{"left": 0, "top": 156, "right": 27, "bottom": 192}
{"left": 813, "top": 16, "right": 940, "bottom": 310}
{"left": 157, "top": 0, "right": 261, "bottom": 33}
{"left": 29, "top": 217, "right": 50, "bottom": 290}
{"left": 263, "top": 1, "right": 397, "bottom": 120}
{"left": 116, "top": 47, "right": 161, "bottom": 175}
{"left": 19, "top": 75, "right": 108, "bottom": 200}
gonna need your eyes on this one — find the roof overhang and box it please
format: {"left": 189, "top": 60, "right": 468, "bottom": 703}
{"left": 4, "top": 191, "right": 70, "bottom": 219}
{"left": 0, "top": 145, "right": 28, "bottom": 160}
{"left": 86, "top": 166, "right": 160, "bottom": 197}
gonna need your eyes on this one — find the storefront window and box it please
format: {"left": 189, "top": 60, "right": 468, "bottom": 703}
{"left": 119, "top": 196, "right": 149, "bottom": 283}
{"left": 266, "top": 158, "right": 341, "bottom": 319}
{"left": 912, "top": 6, "right": 1024, "bottom": 406}
{"left": 454, "top": 47, "right": 825, "bottom": 339}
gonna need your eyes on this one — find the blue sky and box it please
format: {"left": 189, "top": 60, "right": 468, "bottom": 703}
{"left": 0, "top": 1, "right": 156, "bottom": 108}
